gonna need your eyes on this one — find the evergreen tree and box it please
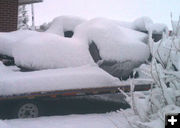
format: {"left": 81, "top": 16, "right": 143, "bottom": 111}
{"left": 18, "top": 5, "right": 29, "bottom": 30}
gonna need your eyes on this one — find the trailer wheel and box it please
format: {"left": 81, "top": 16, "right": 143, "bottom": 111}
{"left": 14, "top": 102, "right": 40, "bottom": 119}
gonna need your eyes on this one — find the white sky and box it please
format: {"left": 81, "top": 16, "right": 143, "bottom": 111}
{"left": 27, "top": 0, "right": 180, "bottom": 28}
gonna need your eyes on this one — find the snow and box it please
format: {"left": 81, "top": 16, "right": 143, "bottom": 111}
{"left": 147, "top": 23, "right": 168, "bottom": 34}
{"left": 0, "top": 62, "right": 152, "bottom": 96}
{"left": 13, "top": 33, "right": 94, "bottom": 69}
{"left": 12, "top": 17, "right": 152, "bottom": 70}
{"left": 74, "top": 18, "right": 150, "bottom": 62}
{"left": 2, "top": 111, "right": 131, "bottom": 128}
{"left": 0, "top": 63, "right": 120, "bottom": 96}
{"left": 172, "top": 21, "right": 180, "bottom": 36}
{"left": 0, "top": 30, "right": 38, "bottom": 56}
{"left": 113, "top": 20, "right": 134, "bottom": 29}
{"left": 0, "top": 17, "right": 154, "bottom": 95}
{"left": 0, "top": 15, "right": 174, "bottom": 128}
{"left": 0, "top": 16, "right": 166, "bottom": 60}
{"left": 132, "top": 17, "right": 168, "bottom": 34}
{"left": 0, "top": 16, "right": 167, "bottom": 70}
{"left": 135, "top": 64, "right": 151, "bottom": 79}
{"left": 0, "top": 16, "right": 85, "bottom": 57}
{"left": 111, "top": 17, "right": 167, "bottom": 34}
{"left": 0, "top": 120, "right": 13, "bottom": 128}
{"left": 153, "top": 35, "right": 180, "bottom": 70}
{"left": 46, "top": 16, "right": 86, "bottom": 36}
{"left": 133, "top": 17, "right": 153, "bottom": 31}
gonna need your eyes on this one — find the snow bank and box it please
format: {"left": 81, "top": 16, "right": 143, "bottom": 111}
{"left": 13, "top": 33, "right": 94, "bottom": 69}
{"left": 0, "top": 30, "right": 39, "bottom": 56}
{"left": 74, "top": 18, "right": 150, "bottom": 62}
{"left": 46, "top": 16, "right": 86, "bottom": 36}
{"left": 4, "top": 112, "right": 130, "bottom": 128}
{"left": 0, "top": 120, "right": 12, "bottom": 128}
{"left": 0, "top": 64, "right": 119, "bottom": 96}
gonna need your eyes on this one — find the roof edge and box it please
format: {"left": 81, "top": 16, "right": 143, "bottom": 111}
{"left": 19, "top": 0, "right": 43, "bottom": 5}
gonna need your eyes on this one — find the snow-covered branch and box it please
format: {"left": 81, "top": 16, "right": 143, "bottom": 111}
{"left": 121, "top": 16, "right": 180, "bottom": 128}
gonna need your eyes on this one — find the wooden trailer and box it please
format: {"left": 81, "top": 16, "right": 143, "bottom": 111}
{"left": 0, "top": 82, "right": 151, "bottom": 119}
{"left": 0, "top": 55, "right": 152, "bottom": 118}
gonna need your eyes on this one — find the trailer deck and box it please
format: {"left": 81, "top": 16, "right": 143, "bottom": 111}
{"left": 0, "top": 83, "right": 151, "bottom": 101}
{"left": 0, "top": 58, "right": 152, "bottom": 119}
{"left": 0, "top": 57, "right": 152, "bottom": 101}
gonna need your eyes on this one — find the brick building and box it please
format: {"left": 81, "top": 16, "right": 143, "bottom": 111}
{"left": 0, "top": 0, "right": 42, "bottom": 32}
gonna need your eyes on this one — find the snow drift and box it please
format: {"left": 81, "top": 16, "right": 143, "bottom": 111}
{"left": 13, "top": 33, "right": 94, "bottom": 70}
{"left": 46, "top": 16, "right": 86, "bottom": 36}
{"left": 13, "top": 18, "right": 150, "bottom": 70}
{"left": 133, "top": 17, "right": 153, "bottom": 32}
{"left": 111, "top": 17, "right": 167, "bottom": 34}
{"left": 0, "top": 62, "right": 119, "bottom": 96}
{"left": 74, "top": 18, "right": 150, "bottom": 63}
{"left": 0, "top": 16, "right": 167, "bottom": 72}
{"left": 0, "top": 30, "right": 38, "bottom": 56}
{"left": 132, "top": 17, "right": 168, "bottom": 34}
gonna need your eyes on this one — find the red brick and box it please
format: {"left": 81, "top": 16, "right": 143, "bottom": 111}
{"left": 0, "top": 0, "right": 18, "bottom": 32}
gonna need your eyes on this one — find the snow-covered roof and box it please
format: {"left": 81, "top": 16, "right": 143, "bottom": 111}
{"left": 19, "top": 0, "right": 43, "bottom": 5}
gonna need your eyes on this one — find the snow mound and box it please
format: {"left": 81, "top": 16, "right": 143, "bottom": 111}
{"left": 74, "top": 18, "right": 150, "bottom": 62}
{"left": 113, "top": 20, "right": 134, "bottom": 29}
{"left": 0, "top": 30, "right": 39, "bottom": 56}
{"left": 46, "top": 16, "right": 86, "bottom": 36}
{"left": 0, "top": 65, "right": 119, "bottom": 96}
{"left": 147, "top": 23, "right": 168, "bottom": 34}
{"left": 133, "top": 17, "right": 153, "bottom": 31}
{"left": 133, "top": 17, "right": 168, "bottom": 34}
{"left": 13, "top": 33, "right": 94, "bottom": 69}
{"left": 109, "top": 17, "right": 167, "bottom": 34}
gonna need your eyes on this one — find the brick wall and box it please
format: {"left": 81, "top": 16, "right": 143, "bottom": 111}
{"left": 0, "top": 0, "right": 18, "bottom": 32}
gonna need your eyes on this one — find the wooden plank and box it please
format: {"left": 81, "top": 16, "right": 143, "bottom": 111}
{"left": 0, "top": 84, "right": 151, "bottom": 101}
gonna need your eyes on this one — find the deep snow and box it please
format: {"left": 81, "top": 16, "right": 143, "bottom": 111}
{"left": 0, "top": 16, "right": 158, "bottom": 95}
{"left": 0, "top": 62, "right": 120, "bottom": 96}
{"left": 0, "top": 30, "right": 38, "bottom": 56}
{"left": 1, "top": 111, "right": 133, "bottom": 128}
{"left": 74, "top": 18, "right": 150, "bottom": 62}
{"left": 132, "top": 17, "right": 168, "bottom": 33}
{"left": 0, "top": 62, "right": 152, "bottom": 96}
{"left": 13, "top": 18, "right": 150, "bottom": 70}
{"left": 13, "top": 33, "right": 94, "bottom": 69}
{"left": 46, "top": 16, "right": 86, "bottom": 36}
{"left": 0, "top": 16, "right": 167, "bottom": 70}
{"left": 0, "top": 16, "right": 172, "bottom": 128}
